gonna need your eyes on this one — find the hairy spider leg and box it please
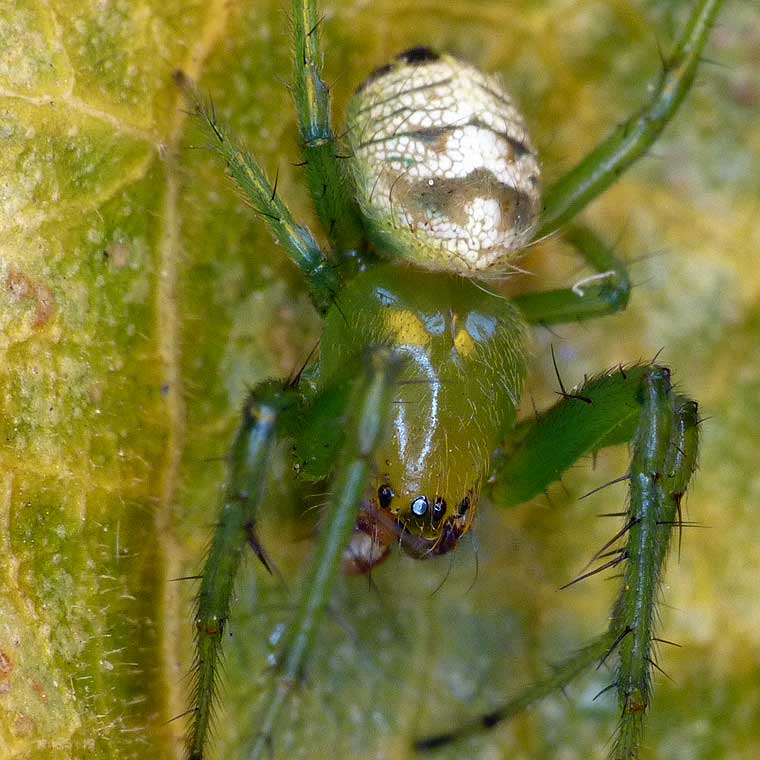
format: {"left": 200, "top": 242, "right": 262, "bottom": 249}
{"left": 292, "top": 0, "right": 369, "bottom": 267}
{"left": 242, "top": 348, "right": 404, "bottom": 760}
{"left": 187, "top": 349, "right": 404, "bottom": 760}
{"left": 514, "top": 223, "right": 631, "bottom": 325}
{"left": 535, "top": 0, "right": 724, "bottom": 239}
{"left": 614, "top": 380, "right": 699, "bottom": 758}
{"left": 418, "top": 365, "right": 700, "bottom": 759}
{"left": 187, "top": 381, "right": 301, "bottom": 760}
{"left": 514, "top": 0, "right": 723, "bottom": 327}
{"left": 193, "top": 96, "right": 340, "bottom": 315}
{"left": 415, "top": 631, "right": 620, "bottom": 752}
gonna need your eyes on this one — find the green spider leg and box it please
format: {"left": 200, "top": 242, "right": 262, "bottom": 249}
{"left": 535, "top": 0, "right": 724, "bottom": 240}
{"left": 292, "top": 0, "right": 368, "bottom": 266}
{"left": 186, "top": 349, "right": 403, "bottom": 760}
{"left": 189, "top": 0, "right": 374, "bottom": 313}
{"left": 514, "top": 223, "right": 631, "bottom": 325}
{"left": 418, "top": 364, "right": 700, "bottom": 760}
{"left": 193, "top": 94, "right": 340, "bottom": 314}
{"left": 516, "top": 0, "right": 724, "bottom": 327}
{"left": 187, "top": 381, "right": 300, "bottom": 760}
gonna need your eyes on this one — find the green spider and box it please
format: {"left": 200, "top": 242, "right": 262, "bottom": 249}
{"left": 184, "top": 0, "right": 722, "bottom": 758}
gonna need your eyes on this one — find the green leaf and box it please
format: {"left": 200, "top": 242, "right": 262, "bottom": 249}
{"left": 1, "top": 1, "right": 758, "bottom": 758}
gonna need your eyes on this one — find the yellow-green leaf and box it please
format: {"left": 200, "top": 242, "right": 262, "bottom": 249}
{"left": 1, "top": 1, "right": 758, "bottom": 758}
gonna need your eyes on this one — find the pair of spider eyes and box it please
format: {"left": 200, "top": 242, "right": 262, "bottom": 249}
{"left": 377, "top": 486, "right": 446, "bottom": 522}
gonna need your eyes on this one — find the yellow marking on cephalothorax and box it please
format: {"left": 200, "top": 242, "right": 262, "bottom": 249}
{"left": 385, "top": 310, "right": 431, "bottom": 347}
{"left": 450, "top": 311, "right": 475, "bottom": 357}
{"left": 453, "top": 327, "right": 476, "bottom": 357}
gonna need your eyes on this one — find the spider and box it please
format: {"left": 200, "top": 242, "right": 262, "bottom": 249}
{"left": 183, "top": 0, "right": 723, "bottom": 758}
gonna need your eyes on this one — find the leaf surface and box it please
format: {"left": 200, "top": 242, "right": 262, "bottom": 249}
{"left": 1, "top": 1, "right": 758, "bottom": 758}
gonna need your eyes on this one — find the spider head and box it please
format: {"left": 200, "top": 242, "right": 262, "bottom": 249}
{"left": 346, "top": 48, "right": 541, "bottom": 277}
{"left": 343, "top": 480, "right": 477, "bottom": 574}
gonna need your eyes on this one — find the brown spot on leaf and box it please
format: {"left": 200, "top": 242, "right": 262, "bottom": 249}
{"left": 32, "top": 681, "right": 48, "bottom": 703}
{"left": 13, "top": 715, "right": 35, "bottom": 737}
{"left": 107, "top": 241, "right": 131, "bottom": 269}
{"left": 6, "top": 266, "right": 56, "bottom": 328}
{"left": 0, "top": 650, "right": 12, "bottom": 679}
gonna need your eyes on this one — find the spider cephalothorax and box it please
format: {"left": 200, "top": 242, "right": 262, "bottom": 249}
{"left": 315, "top": 263, "right": 527, "bottom": 570}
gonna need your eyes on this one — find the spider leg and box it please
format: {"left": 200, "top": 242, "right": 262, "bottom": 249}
{"left": 415, "top": 631, "right": 619, "bottom": 752}
{"left": 187, "top": 350, "right": 402, "bottom": 759}
{"left": 187, "top": 381, "right": 299, "bottom": 760}
{"left": 187, "top": 380, "right": 302, "bottom": 760}
{"left": 419, "top": 365, "right": 699, "bottom": 759}
{"left": 184, "top": 347, "right": 401, "bottom": 760}
{"left": 536, "top": 0, "right": 724, "bottom": 239}
{"left": 292, "top": 0, "right": 370, "bottom": 271}
{"left": 241, "top": 347, "right": 402, "bottom": 759}
{"left": 514, "top": 223, "right": 631, "bottom": 324}
{"left": 191, "top": 95, "right": 340, "bottom": 314}
{"left": 490, "top": 364, "right": 696, "bottom": 509}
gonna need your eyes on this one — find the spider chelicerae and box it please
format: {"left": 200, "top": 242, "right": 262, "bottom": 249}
{"left": 182, "top": 0, "right": 723, "bottom": 757}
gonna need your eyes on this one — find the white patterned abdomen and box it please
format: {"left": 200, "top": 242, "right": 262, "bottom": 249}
{"left": 346, "top": 49, "right": 541, "bottom": 276}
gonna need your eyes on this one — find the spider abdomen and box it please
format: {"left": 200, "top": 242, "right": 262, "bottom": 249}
{"left": 317, "top": 264, "right": 528, "bottom": 567}
{"left": 346, "top": 49, "right": 541, "bottom": 277}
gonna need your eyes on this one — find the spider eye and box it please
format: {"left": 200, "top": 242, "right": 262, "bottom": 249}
{"left": 432, "top": 497, "right": 447, "bottom": 524}
{"left": 458, "top": 496, "right": 471, "bottom": 517}
{"left": 377, "top": 485, "right": 394, "bottom": 508}
{"left": 410, "top": 495, "right": 429, "bottom": 516}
